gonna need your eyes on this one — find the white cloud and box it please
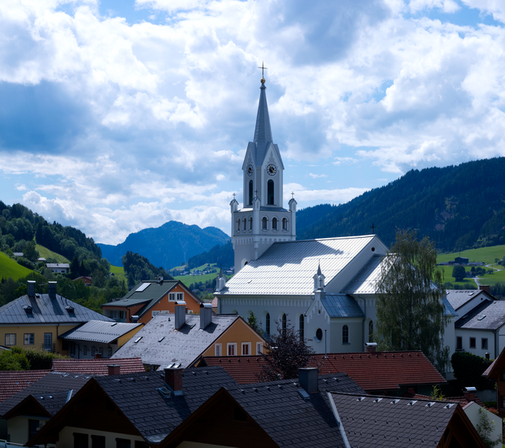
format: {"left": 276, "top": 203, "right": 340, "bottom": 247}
{"left": 308, "top": 173, "right": 328, "bottom": 179}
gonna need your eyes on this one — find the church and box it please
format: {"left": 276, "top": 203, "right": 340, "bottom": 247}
{"left": 215, "top": 75, "right": 456, "bottom": 357}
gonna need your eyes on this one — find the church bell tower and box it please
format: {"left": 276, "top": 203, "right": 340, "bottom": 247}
{"left": 231, "top": 69, "right": 297, "bottom": 273}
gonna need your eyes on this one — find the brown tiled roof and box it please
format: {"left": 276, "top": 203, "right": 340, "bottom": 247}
{"left": 0, "top": 370, "right": 50, "bottom": 402}
{"left": 52, "top": 358, "right": 145, "bottom": 375}
{"left": 203, "top": 350, "right": 446, "bottom": 391}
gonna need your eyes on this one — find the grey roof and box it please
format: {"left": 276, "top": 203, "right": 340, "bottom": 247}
{"left": 222, "top": 235, "right": 380, "bottom": 296}
{"left": 0, "top": 293, "right": 114, "bottom": 325}
{"left": 329, "top": 392, "right": 461, "bottom": 447}
{"left": 111, "top": 313, "right": 240, "bottom": 368}
{"left": 343, "top": 254, "right": 384, "bottom": 294}
{"left": 0, "top": 371, "right": 92, "bottom": 417}
{"left": 321, "top": 294, "right": 364, "bottom": 318}
{"left": 456, "top": 300, "right": 505, "bottom": 330}
{"left": 443, "top": 297, "right": 458, "bottom": 318}
{"left": 59, "top": 320, "right": 143, "bottom": 344}
{"left": 46, "top": 263, "right": 69, "bottom": 268}
{"left": 446, "top": 289, "right": 486, "bottom": 310}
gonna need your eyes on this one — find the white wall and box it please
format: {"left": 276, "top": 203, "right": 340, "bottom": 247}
{"left": 464, "top": 402, "right": 502, "bottom": 448}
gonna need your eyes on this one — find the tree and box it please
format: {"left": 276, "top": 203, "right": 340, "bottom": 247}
{"left": 247, "top": 311, "right": 261, "bottom": 334}
{"left": 376, "top": 229, "right": 450, "bottom": 373}
{"left": 258, "top": 320, "right": 314, "bottom": 381}
{"left": 452, "top": 265, "right": 466, "bottom": 282}
{"left": 476, "top": 407, "right": 501, "bottom": 448}
{"left": 0, "top": 347, "right": 30, "bottom": 370}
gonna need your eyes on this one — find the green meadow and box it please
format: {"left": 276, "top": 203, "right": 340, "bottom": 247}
{"left": 0, "top": 251, "right": 33, "bottom": 280}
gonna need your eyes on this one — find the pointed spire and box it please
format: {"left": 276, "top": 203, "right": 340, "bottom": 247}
{"left": 253, "top": 79, "right": 273, "bottom": 145}
{"left": 317, "top": 262, "right": 322, "bottom": 276}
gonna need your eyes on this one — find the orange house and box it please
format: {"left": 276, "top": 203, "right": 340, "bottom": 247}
{"left": 102, "top": 279, "right": 201, "bottom": 324}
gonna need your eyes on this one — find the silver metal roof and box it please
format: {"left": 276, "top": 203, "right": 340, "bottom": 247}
{"left": 111, "top": 313, "right": 240, "bottom": 368}
{"left": 321, "top": 294, "right": 364, "bottom": 318}
{"left": 59, "top": 320, "right": 143, "bottom": 344}
{"left": 446, "top": 290, "right": 482, "bottom": 310}
{"left": 457, "top": 300, "right": 505, "bottom": 330}
{"left": 343, "top": 254, "right": 384, "bottom": 294}
{"left": 222, "top": 235, "right": 377, "bottom": 296}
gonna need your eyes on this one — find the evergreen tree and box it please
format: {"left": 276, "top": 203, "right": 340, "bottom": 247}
{"left": 376, "top": 229, "right": 450, "bottom": 373}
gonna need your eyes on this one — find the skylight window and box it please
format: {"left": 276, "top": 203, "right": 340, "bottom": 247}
{"left": 134, "top": 336, "right": 143, "bottom": 343}
{"left": 478, "top": 315, "right": 486, "bottom": 321}
{"left": 136, "top": 283, "right": 150, "bottom": 292}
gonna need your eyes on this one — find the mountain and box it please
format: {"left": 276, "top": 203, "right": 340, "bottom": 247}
{"left": 98, "top": 221, "right": 230, "bottom": 270}
{"left": 298, "top": 157, "right": 505, "bottom": 252}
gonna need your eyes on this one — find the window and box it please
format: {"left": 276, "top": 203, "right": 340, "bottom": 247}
{"left": 272, "top": 217, "right": 278, "bottom": 230}
{"left": 249, "top": 217, "right": 253, "bottom": 230}
{"left": 237, "top": 219, "right": 241, "bottom": 231}
{"left": 243, "top": 218, "right": 247, "bottom": 230}
{"left": 116, "top": 439, "right": 131, "bottom": 448}
{"left": 91, "top": 435, "right": 106, "bottom": 448}
{"left": 215, "top": 343, "right": 222, "bottom": 356}
{"left": 227, "top": 343, "right": 237, "bottom": 356}
{"left": 24, "top": 333, "right": 34, "bottom": 345}
{"left": 262, "top": 217, "right": 268, "bottom": 230}
{"left": 28, "top": 419, "right": 39, "bottom": 440}
{"left": 241, "top": 342, "right": 251, "bottom": 355}
{"left": 249, "top": 180, "right": 253, "bottom": 205}
{"left": 299, "top": 314, "right": 304, "bottom": 341}
{"left": 74, "top": 433, "right": 88, "bottom": 448}
{"left": 44, "top": 333, "right": 52, "bottom": 351}
{"left": 482, "top": 338, "right": 488, "bottom": 350}
{"left": 456, "top": 336, "right": 462, "bottom": 350}
{"left": 342, "top": 325, "right": 349, "bottom": 344}
{"left": 267, "top": 179, "right": 274, "bottom": 205}
{"left": 5, "top": 333, "right": 16, "bottom": 346}
{"left": 70, "top": 343, "right": 76, "bottom": 356}
{"left": 282, "top": 218, "right": 288, "bottom": 231}
{"left": 470, "top": 337, "right": 476, "bottom": 349}
{"left": 266, "top": 313, "right": 270, "bottom": 335}
{"left": 282, "top": 314, "right": 287, "bottom": 337}
{"left": 108, "top": 347, "right": 113, "bottom": 357}
{"left": 83, "top": 345, "right": 88, "bottom": 355}
{"left": 119, "top": 311, "right": 125, "bottom": 319}
{"left": 91, "top": 346, "right": 96, "bottom": 356}
{"left": 99, "top": 347, "right": 104, "bottom": 356}
{"left": 135, "top": 442, "right": 150, "bottom": 448}
{"left": 256, "top": 342, "right": 263, "bottom": 354}
{"left": 368, "top": 321, "right": 373, "bottom": 343}
{"left": 169, "top": 292, "right": 184, "bottom": 301}
{"left": 315, "top": 328, "right": 323, "bottom": 341}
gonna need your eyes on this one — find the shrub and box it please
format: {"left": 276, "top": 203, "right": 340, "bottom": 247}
{"left": 25, "top": 348, "right": 68, "bottom": 370}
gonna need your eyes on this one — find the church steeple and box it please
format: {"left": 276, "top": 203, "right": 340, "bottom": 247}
{"left": 253, "top": 81, "right": 273, "bottom": 149}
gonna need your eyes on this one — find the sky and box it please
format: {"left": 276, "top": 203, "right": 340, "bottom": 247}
{"left": 1, "top": 0, "right": 505, "bottom": 245}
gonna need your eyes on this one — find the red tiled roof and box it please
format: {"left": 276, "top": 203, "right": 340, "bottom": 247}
{"left": 0, "top": 370, "right": 51, "bottom": 402}
{"left": 203, "top": 351, "right": 446, "bottom": 391}
{"left": 52, "top": 358, "right": 145, "bottom": 375}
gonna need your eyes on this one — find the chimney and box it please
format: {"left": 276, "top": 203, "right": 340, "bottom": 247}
{"left": 48, "top": 281, "right": 57, "bottom": 300}
{"left": 479, "top": 285, "right": 490, "bottom": 295}
{"left": 95, "top": 353, "right": 102, "bottom": 359}
{"left": 365, "top": 342, "right": 377, "bottom": 353}
{"left": 165, "top": 367, "right": 183, "bottom": 396}
{"left": 200, "top": 303, "right": 212, "bottom": 329}
{"left": 174, "top": 301, "right": 187, "bottom": 330}
{"left": 463, "top": 386, "right": 477, "bottom": 402}
{"left": 107, "top": 364, "right": 121, "bottom": 376}
{"left": 131, "top": 315, "right": 139, "bottom": 323}
{"left": 298, "top": 367, "right": 318, "bottom": 394}
{"left": 27, "top": 280, "right": 36, "bottom": 298}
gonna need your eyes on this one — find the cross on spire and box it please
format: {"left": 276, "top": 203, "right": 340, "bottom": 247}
{"left": 370, "top": 222, "right": 376, "bottom": 234}
{"left": 291, "top": 192, "right": 295, "bottom": 199}
{"left": 259, "top": 61, "right": 267, "bottom": 83}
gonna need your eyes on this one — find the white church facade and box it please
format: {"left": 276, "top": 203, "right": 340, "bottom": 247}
{"left": 216, "top": 76, "right": 457, "bottom": 358}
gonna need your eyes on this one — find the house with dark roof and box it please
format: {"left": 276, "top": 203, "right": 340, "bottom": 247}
{"left": 203, "top": 348, "right": 447, "bottom": 395}
{"left": 52, "top": 357, "right": 145, "bottom": 375}
{"left": 0, "top": 370, "right": 51, "bottom": 404}
{"left": 102, "top": 278, "right": 202, "bottom": 324}
{"left": 112, "top": 302, "right": 266, "bottom": 370}
{"left": 0, "top": 281, "right": 113, "bottom": 355}
{"left": 58, "top": 320, "right": 143, "bottom": 359}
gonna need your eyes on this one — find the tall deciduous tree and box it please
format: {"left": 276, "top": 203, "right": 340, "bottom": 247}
{"left": 376, "top": 229, "right": 450, "bottom": 373}
{"left": 452, "top": 265, "right": 466, "bottom": 282}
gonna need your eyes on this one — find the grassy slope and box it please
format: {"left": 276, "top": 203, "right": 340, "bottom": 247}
{"left": 110, "top": 264, "right": 127, "bottom": 284}
{"left": 36, "top": 245, "right": 70, "bottom": 263}
{"left": 0, "top": 251, "right": 33, "bottom": 280}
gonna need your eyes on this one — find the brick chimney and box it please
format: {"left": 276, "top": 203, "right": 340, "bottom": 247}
{"left": 27, "top": 280, "right": 36, "bottom": 298}
{"left": 365, "top": 342, "right": 377, "bottom": 353}
{"left": 200, "top": 303, "right": 212, "bottom": 330}
{"left": 298, "top": 367, "right": 318, "bottom": 394}
{"left": 174, "top": 301, "right": 186, "bottom": 330}
{"left": 107, "top": 364, "right": 121, "bottom": 375}
{"left": 479, "top": 285, "right": 490, "bottom": 295}
{"left": 463, "top": 386, "right": 477, "bottom": 402}
{"left": 48, "top": 281, "right": 57, "bottom": 300}
{"left": 95, "top": 353, "right": 102, "bottom": 359}
{"left": 165, "top": 367, "right": 183, "bottom": 396}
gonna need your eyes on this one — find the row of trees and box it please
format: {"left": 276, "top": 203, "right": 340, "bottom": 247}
{"left": 122, "top": 251, "right": 172, "bottom": 288}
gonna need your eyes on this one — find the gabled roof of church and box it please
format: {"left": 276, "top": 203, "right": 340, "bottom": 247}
{"left": 321, "top": 294, "right": 364, "bottom": 318}
{"left": 343, "top": 254, "right": 384, "bottom": 294}
{"left": 221, "top": 235, "right": 378, "bottom": 296}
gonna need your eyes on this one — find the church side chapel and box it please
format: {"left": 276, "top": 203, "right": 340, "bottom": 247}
{"left": 215, "top": 70, "right": 456, "bottom": 356}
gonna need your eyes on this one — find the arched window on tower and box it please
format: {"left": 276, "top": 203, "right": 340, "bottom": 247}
{"left": 369, "top": 320, "right": 374, "bottom": 343}
{"left": 262, "top": 217, "right": 268, "bottom": 230}
{"left": 282, "top": 218, "right": 288, "bottom": 231}
{"left": 266, "top": 313, "right": 270, "bottom": 335}
{"left": 249, "top": 217, "right": 253, "bottom": 230}
{"left": 272, "top": 217, "right": 278, "bottom": 230}
{"left": 243, "top": 218, "right": 247, "bottom": 230}
{"left": 267, "top": 180, "right": 274, "bottom": 205}
{"left": 282, "top": 313, "right": 287, "bottom": 337}
{"left": 299, "top": 314, "right": 304, "bottom": 341}
{"left": 237, "top": 219, "right": 241, "bottom": 232}
{"left": 342, "top": 325, "right": 349, "bottom": 344}
{"left": 249, "top": 180, "right": 253, "bottom": 205}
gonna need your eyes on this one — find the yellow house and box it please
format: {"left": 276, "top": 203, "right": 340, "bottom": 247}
{"left": 0, "top": 281, "right": 114, "bottom": 356}
{"left": 111, "top": 302, "right": 267, "bottom": 369}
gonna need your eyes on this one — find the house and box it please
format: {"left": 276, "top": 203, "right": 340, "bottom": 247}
{"left": 216, "top": 77, "right": 457, "bottom": 359}
{"left": 46, "top": 263, "right": 69, "bottom": 274}
{"left": 0, "top": 370, "right": 51, "bottom": 403}
{"left": 102, "top": 278, "right": 202, "bottom": 324}
{"left": 58, "top": 320, "right": 143, "bottom": 359}
{"left": 447, "top": 287, "right": 495, "bottom": 322}
{"left": 111, "top": 303, "right": 266, "bottom": 370}
{"left": 0, "top": 281, "right": 113, "bottom": 355}
{"left": 203, "top": 348, "right": 447, "bottom": 395}
{"left": 52, "top": 357, "right": 145, "bottom": 375}
{"left": 72, "top": 276, "right": 92, "bottom": 286}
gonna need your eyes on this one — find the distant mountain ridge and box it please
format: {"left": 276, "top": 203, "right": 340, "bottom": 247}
{"left": 98, "top": 221, "right": 230, "bottom": 270}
